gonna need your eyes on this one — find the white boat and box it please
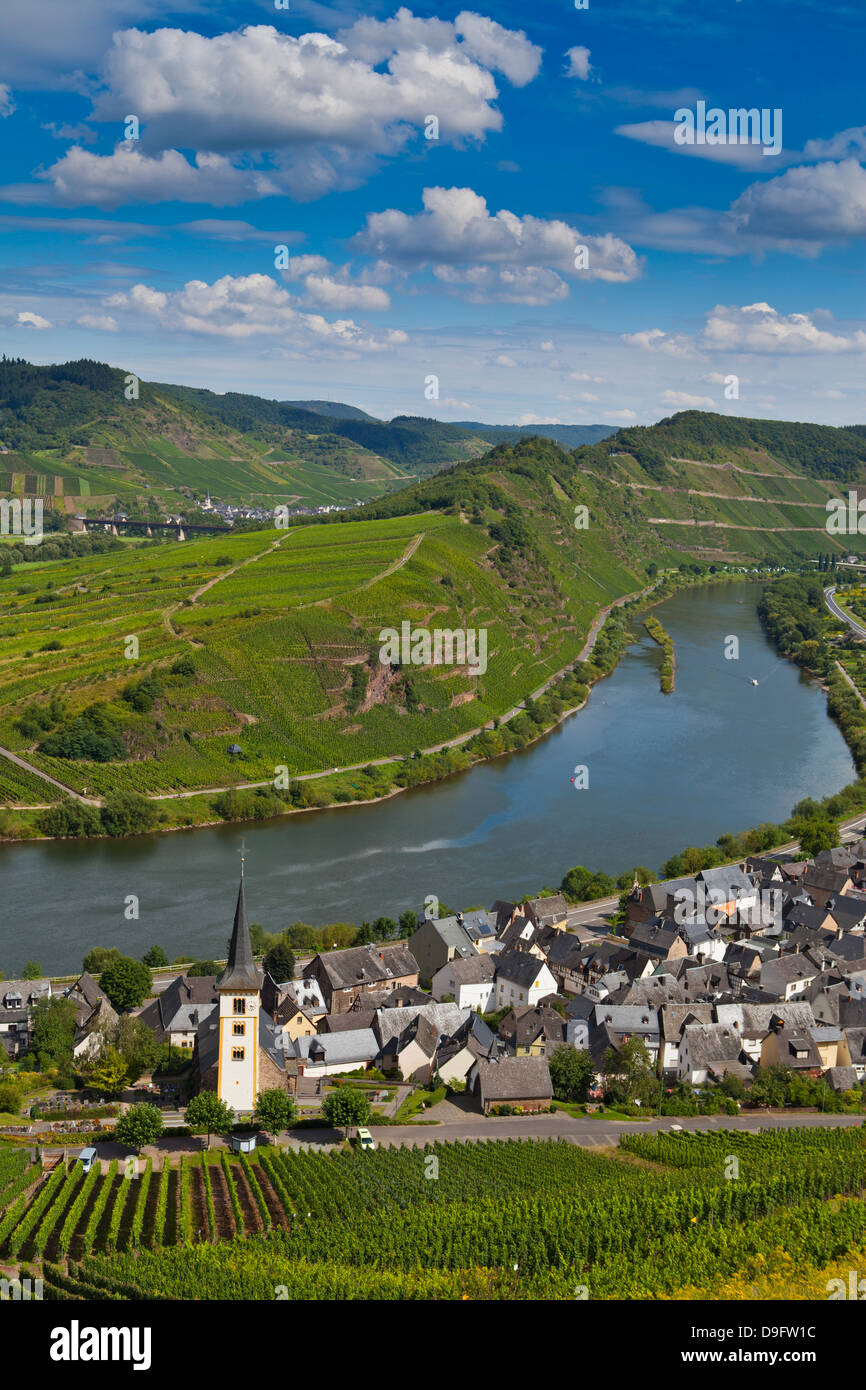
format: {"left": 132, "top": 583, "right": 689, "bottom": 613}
{"left": 751, "top": 679, "right": 759, "bottom": 686}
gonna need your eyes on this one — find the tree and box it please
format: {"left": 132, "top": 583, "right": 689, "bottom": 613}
{"left": 100, "top": 788, "right": 158, "bottom": 837}
{"left": 262, "top": 942, "right": 296, "bottom": 982}
{"left": 22, "top": 961, "right": 42, "bottom": 980}
{"left": 254, "top": 1088, "right": 296, "bottom": 1140}
{"left": 548, "top": 1045, "right": 596, "bottom": 1103}
{"left": 749, "top": 1065, "right": 791, "bottom": 1109}
{"left": 797, "top": 818, "right": 838, "bottom": 857}
{"left": 88, "top": 1044, "right": 130, "bottom": 1096}
{"left": 0, "top": 1080, "right": 23, "bottom": 1115}
{"left": 186, "top": 1091, "right": 233, "bottom": 1147}
{"left": 322, "top": 1088, "right": 371, "bottom": 1136}
{"left": 115, "top": 1103, "right": 164, "bottom": 1152}
{"left": 114, "top": 1015, "right": 161, "bottom": 1083}
{"left": 398, "top": 910, "right": 418, "bottom": 939}
{"left": 99, "top": 956, "right": 153, "bottom": 1012}
{"left": 82, "top": 946, "right": 122, "bottom": 975}
{"left": 30, "top": 997, "right": 77, "bottom": 1071}
{"left": 142, "top": 945, "right": 169, "bottom": 969}
{"left": 602, "top": 1038, "right": 655, "bottom": 1106}
{"left": 187, "top": 960, "right": 220, "bottom": 977}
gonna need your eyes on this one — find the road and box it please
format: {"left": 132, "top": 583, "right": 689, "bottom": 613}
{"left": 825, "top": 584, "right": 866, "bottom": 639}
{"left": 67, "top": 1107, "right": 863, "bottom": 1161}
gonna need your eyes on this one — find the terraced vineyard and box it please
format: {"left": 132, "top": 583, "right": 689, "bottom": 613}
{"left": 2, "top": 1127, "right": 865, "bottom": 1301}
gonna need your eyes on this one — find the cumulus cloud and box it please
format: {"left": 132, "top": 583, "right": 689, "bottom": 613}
{"left": 0, "top": 85, "right": 15, "bottom": 117}
{"left": 103, "top": 272, "right": 405, "bottom": 350}
{"left": 519, "top": 412, "right": 560, "bottom": 425}
{"left": 303, "top": 273, "right": 391, "bottom": 311}
{"left": 353, "top": 186, "right": 640, "bottom": 300}
{"left": 0, "top": 144, "right": 279, "bottom": 208}
{"left": 730, "top": 159, "right": 866, "bottom": 243}
{"left": 621, "top": 327, "right": 690, "bottom": 356}
{"left": 495, "top": 354, "right": 517, "bottom": 367}
{"left": 17, "top": 310, "right": 50, "bottom": 328}
{"left": 701, "top": 301, "right": 866, "bottom": 354}
{"left": 44, "top": 15, "right": 541, "bottom": 203}
{"left": 564, "top": 46, "right": 591, "bottom": 80}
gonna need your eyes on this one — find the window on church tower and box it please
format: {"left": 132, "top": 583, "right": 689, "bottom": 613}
{"left": 233, "top": 1023, "right": 245, "bottom": 1036}
{"left": 233, "top": 997, "right": 246, "bottom": 1015}
{"left": 232, "top": 1047, "right": 245, "bottom": 1061}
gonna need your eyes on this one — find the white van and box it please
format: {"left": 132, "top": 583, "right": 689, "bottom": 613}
{"left": 78, "top": 1146, "right": 97, "bottom": 1172}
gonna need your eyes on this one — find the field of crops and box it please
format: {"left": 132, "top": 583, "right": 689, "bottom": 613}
{"left": 2, "top": 1126, "right": 864, "bottom": 1301}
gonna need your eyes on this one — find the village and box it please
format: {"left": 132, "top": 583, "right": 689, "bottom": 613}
{"left": 3, "top": 835, "right": 866, "bottom": 1151}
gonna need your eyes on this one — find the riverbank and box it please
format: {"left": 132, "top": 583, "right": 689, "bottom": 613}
{"left": 0, "top": 568, "right": 736, "bottom": 844}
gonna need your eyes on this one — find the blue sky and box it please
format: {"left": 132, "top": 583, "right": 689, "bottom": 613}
{"left": 0, "top": 0, "right": 864, "bottom": 424}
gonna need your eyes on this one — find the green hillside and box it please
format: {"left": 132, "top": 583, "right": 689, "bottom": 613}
{"left": 0, "top": 359, "right": 486, "bottom": 516}
{"left": 2, "top": 408, "right": 865, "bottom": 822}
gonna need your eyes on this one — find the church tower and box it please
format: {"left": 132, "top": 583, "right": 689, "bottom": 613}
{"left": 216, "top": 860, "right": 263, "bottom": 1114}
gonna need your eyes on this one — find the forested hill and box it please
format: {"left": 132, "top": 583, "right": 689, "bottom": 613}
{"left": 576, "top": 410, "right": 866, "bottom": 484}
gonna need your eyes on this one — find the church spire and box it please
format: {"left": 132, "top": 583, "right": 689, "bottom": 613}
{"left": 217, "top": 858, "right": 262, "bottom": 992}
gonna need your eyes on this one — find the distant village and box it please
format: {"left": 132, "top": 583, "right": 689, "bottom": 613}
{"left": 4, "top": 839, "right": 866, "bottom": 1123}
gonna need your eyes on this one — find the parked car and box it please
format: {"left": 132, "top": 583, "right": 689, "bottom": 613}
{"left": 357, "top": 1127, "right": 376, "bottom": 1152}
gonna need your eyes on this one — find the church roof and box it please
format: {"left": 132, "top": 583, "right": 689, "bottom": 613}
{"left": 217, "top": 876, "right": 263, "bottom": 993}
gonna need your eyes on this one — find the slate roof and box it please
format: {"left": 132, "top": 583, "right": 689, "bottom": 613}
{"left": 698, "top": 865, "right": 757, "bottom": 899}
{"left": 439, "top": 954, "right": 496, "bottom": 985}
{"left": 216, "top": 877, "right": 264, "bottom": 993}
{"left": 772, "top": 1029, "right": 822, "bottom": 1069}
{"left": 495, "top": 950, "right": 549, "bottom": 988}
{"left": 422, "top": 915, "right": 477, "bottom": 959}
{"left": 315, "top": 943, "right": 419, "bottom": 991}
{"left": 843, "top": 1026, "right": 866, "bottom": 1063}
{"left": 658, "top": 1003, "right": 713, "bottom": 1041}
{"left": 293, "top": 1028, "right": 379, "bottom": 1066}
{"left": 375, "top": 1002, "right": 467, "bottom": 1048}
{"left": 681, "top": 1022, "right": 744, "bottom": 1068}
{"left": 715, "top": 1001, "right": 817, "bottom": 1036}
{"left": 827, "top": 1065, "right": 858, "bottom": 1092}
{"left": 474, "top": 1055, "right": 553, "bottom": 1103}
{"left": 526, "top": 895, "right": 568, "bottom": 927}
{"left": 498, "top": 1005, "right": 564, "bottom": 1050}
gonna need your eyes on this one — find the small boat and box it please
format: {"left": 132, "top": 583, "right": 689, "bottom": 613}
{"left": 751, "top": 679, "right": 759, "bottom": 686}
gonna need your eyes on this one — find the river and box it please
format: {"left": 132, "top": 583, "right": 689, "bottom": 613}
{"left": 0, "top": 582, "right": 855, "bottom": 975}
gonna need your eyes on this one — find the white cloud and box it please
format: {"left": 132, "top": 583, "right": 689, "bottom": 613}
{"left": 609, "top": 409, "right": 637, "bottom": 421}
{"left": 76, "top": 313, "right": 118, "bottom": 331}
{"left": 730, "top": 159, "right": 866, "bottom": 244}
{"left": 58, "top": 15, "right": 541, "bottom": 203}
{"left": 281, "top": 254, "right": 331, "bottom": 278}
{"left": 1, "top": 144, "right": 278, "bottom": 209}
{"left": 353, "top": 186, "right": 641, "bottom": 288}
{"left": 621, "top": 327, "right": 690, "bottom": 356}
{"left": 103, "top": 272, "right": 405, "bottom": 350}
{"left": 519, "top": 412, "right": 561, "bottom": 425}
{"left": 433, "top": 263, "right": 568, "bottom": 305}
{"left": 659, "top": 389, "right": 716, "bottom": 409}
{"left": 303, "top": 274, "right": 390, "bottom": 311}
{"left": 0, "top": 84, "right": 15, "bottom": 117}
{"left": 702, "top": 301, "right": 866, "bottom": 354}
{"left": 539, "top": 340, "right": 555, "bottom": 351}
{"left": 564, "top": 46, "right": 591, "bottom": 80}
{"left": 178, "top": 220, "right": 303, "bottom": 245}
{"left": 495, "top": 354, "right": 517, "bottom": 367}
{"left": 801, "top": 126, "right": 866, "bottom": 162}
{"left": 17, "top": 310, "right": 50, "bottom": 328}
{"left": 574, "top": 391, "right": 600, "bottom": 403}
{"left": 616, "top": 119, "right": 775, "bottom": 169}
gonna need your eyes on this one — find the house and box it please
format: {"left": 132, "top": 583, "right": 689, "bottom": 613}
{"left": 375, "top": 1002, "right": 467, "bottom": 1073}
{"left": 802, "top": 864, "right": 854, "bottom": 909}
{"left": 407, "top": 916, "right": 477, "bottom": 979}
{"left": 759, "top": 1021, "right": 823, "bottom": 1074}
{"left": 431, "top": 954, "right": 496, "bottom": 1012}
{"left": 498, "top": 1005, "right": 564, "bottom": 1057}
{"left": 395, "top": 1014, "right": 440, "bottom": 1083}
{"left": 696, "top": 865, "right": 760, "bottom": 925}
{"left": 310, "top": 944, "right": 419, "bottom": 1014}
{"left": 841, "top": 1027, "right": 866, "bottom": 1079}
{"left": 291, "top": 1028, "right": 379, "bottom": 1077}
{"left": 658, "top": 1003, "right": 713, "bottom": 1075}
{"left": 137, "top": 974, "right": 218, "bottom": 1051}
{"left": 471, "top": 1055, "right": 553, "bottom": 1114}
{"left": 590, "top": 1004, "right": 660, "bottom": 1069}
{"left": 760, "top": 953, "right": 818, "bottom": 1001}
{"left": 0, "top": 978, "right": 51, "bottom": 1059}
{"left": 64, "top": 973, "right": 120, "bottom": 1060}
{"left": 525, "top": 895, "right": 569, "bottom": 931}
{"left": 493, "top": 951, "right": 557, "bottom": 1010}
{"left": 678, "top": 1023, "right": 747, "bottom": 1085}
{"left": 436, "top": 1013, "right": 499, "bottom": 1085}
{"left": 625, "top": 919, "right": 688, "bottom": 962}
{"left": 714, "top": 1002, "right": 817, "bottom": 1062}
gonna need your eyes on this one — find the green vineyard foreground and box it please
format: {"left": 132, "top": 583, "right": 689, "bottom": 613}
{"left": 2, "top": 1128, "right": 866, "bottom": 1300}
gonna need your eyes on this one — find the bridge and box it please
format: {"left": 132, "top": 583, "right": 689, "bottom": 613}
{"left": 78, "top": 516, "right": 235, "bottom": 540}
